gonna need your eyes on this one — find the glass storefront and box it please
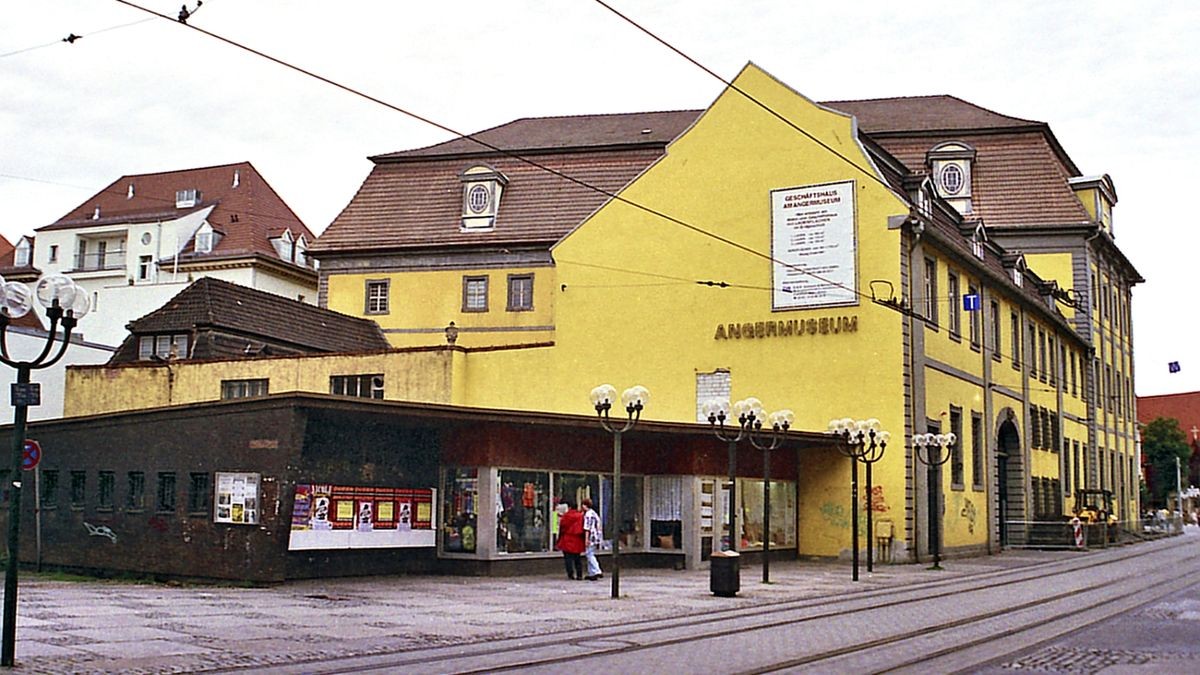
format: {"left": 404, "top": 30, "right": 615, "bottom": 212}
{"left": 498, "top": 470, "right": 550, "bottom": 553}
{"left": 442, "top": 468, "right": 478, "bottom": 553}
{"left": 739, "top": 478, "right": 797, "bottom": 549}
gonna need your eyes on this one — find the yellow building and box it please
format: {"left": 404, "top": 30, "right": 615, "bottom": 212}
{"left": 68, "top": 64, "right": 1137, "bottom": 567}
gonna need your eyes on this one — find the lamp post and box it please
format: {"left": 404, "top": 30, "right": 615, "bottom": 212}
{"left": 827, "top": 418, "right": 888, "bottom": 581}
{"left": 747, "top": 409, "right": 792, "bottom": 583}
{"left": 858, "top": 428, "right": 889, "bottom": 573}
{"left": 0, "top": 273, "right": 90, "bottom": 667}
{"left": 590, "top": 383, "right": 648, "bottom": 600}
{"left": 703, "top": 397, "right": 763, "bottom": 555}
{"left": 914, "top": 432, "right": 955, "bottom": 570}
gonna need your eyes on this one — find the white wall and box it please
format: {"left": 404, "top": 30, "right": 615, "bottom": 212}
{"left": 0, "top": 326, "right": 115, "bottom": 423}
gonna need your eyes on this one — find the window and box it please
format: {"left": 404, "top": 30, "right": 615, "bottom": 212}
{"left": 70, "top": 471, "right": 86, "bottom": 508}
{"left": 1048, "top": 337, "right": 1058, "bottom": 386}
{"left": 462, "top": 276, "right": 489, "bottom": 312}
{"left": 14, "top": 239, "right": 30, "bottom": 267}
{"left": 221, "top": 379, "right": 269, "bottom": 399}
{"left": 968, "top": 284, "right": 981, "bottom": 347}
{"left": 947, "top": 273, "right": 960, "bottom": 336}
{"left": 365, "top": 279, "right": 389, "bottom": 314}
{"left": 99, "top": 471, "right": 115, "bottom": 510}
{"left": 40, "top": 470, "right": 58, "bottom": 508}
{"left": 990, "top": 300, "right": 1002, "bottom": 360}
{"left": 442, "top": 468, "right": 478, "bottom": 553}
{"left": 175, "top": 189, "right": 199, "bottom": 208}
{"left": 1011, "top": 312, "right": 1021, "bottom": 369}
{"left": 1071, "top": 352, "right": 1078, "bottom": 396}
{"left": 949, "top": 407, "right": 963, "bottom": 487}
{"left": 127, "top": 471, "right": 145, "bottom": 510}
{"left": 507, "top": 274, "right": 534, "bottom": 311}
{"left": 1031, "top": 406, "right": 1042, "bottom": 449}
{"left": 195, "top": 229, "right": 213, "bottom": 253}
{"left": 971, "top": 412, "right": 983, "bottom": 490}
{"left": 923, "top": 258, "right": 938, "bottom": 323}
{"left": 97, "top": 241, "right": 108, "bottom": 269}
{"left": 138, "top": 334, "right": 188, "bottom": 361}
{"left": 1038, "top": 329, "right": 1047, "bottom": 381}
{"left": 48, "top": 244, "right": 58, "bottom": 263}
{"left": 138, "top": 255, "right": 153, "bottom": 280}
{"left": 1028, "top": 325, "right": 1038, "bottom": 377}
{"left": 1063, "top": 438, "right": 1072, "bottom": 494}
{"left": 188, "top": 472, "right": 211, "bottom": 514}
{"left": 157, "top": 472, "right": 177, "bottom": 512}
{"left": 331, "top": 374, "right": 384, "bottom": 399}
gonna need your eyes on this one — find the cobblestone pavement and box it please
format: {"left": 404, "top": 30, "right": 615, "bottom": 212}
{"left": 2, "top": 535, "right": 1188, "bottom": 674}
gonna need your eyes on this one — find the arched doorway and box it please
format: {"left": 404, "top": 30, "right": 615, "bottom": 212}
{"left": 996, "top": 410, "right": 1022, "bottom": 547}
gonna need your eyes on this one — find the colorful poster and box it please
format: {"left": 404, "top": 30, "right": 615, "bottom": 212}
{"left": 288, "top": 483, "right": 436, "bottom": 550}
{"left": 770, "top": 180, "right": 858, "bottom": 309}
{"left": 215, "top": 472, "right": 260, "bottom": 525}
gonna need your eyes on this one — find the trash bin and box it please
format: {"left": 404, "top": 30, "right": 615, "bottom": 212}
{"left": 710, "top": 550, "right": 740, "bottom": 597}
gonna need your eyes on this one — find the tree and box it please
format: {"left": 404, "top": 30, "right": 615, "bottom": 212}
{"left": 1141, "top": 417, "right": 1191, "bottom": 507}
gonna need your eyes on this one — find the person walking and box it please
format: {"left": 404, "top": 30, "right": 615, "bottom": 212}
{"left": 556, "top": 498, "right": 585, "bottom": 580}
{"left": 581, "top": 498, "right": 604, "bottom": 581}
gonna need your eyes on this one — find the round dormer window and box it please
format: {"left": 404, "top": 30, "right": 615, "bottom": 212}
{"left": 939, "top": 164, "right": 965, "bottom": 196}
{"left": 141, "top": 232, "right": 152, "bottom": 245}
{"left": 467, "top": 184, "right": 491, "bottom": 214}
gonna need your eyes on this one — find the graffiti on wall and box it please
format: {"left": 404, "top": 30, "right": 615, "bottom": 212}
{"left": 867, "top": 485, "right": 890, "bottom": 513}
{"left": 960, "top": 498, "right": 977, "bottom": 534}
{"left": 819, "top": 502, "right": 850, "bottom": 529}
{"left": 83, "top": 522, "right": 117, "bottom": 543}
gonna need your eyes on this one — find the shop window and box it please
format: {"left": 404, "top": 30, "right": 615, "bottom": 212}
{"left": 738, "top": 479, "right": 797, "bottom": 550}
{"left": 222, "top": 378, "right": 269, "bottom": 399}
{"left": 70, "top": 471, "right": 86, "bottom": 508}
{"left": 442, "top": 468, "right": 479, "bottom": 553}
{"left": 188, "top": 472, "right": 210, "bottom": 515}
{"left": 365, "top": 279, "right": 389, "bottom": 314}
{"left": 330, "top": 374, "right": 384, "bottom": 399}
{"left": 127, "top": 471, "right": 145, "bottom": 511}
{"left": 98, "top": 471, "right": 114, "bottom": 510}
{"left": 650, "top": 476, "right": 684, "bottom": 550}
{"left": 157, "top": 472, "right": 177, "bottom": 513}
{"left": 40, "top": 470, "right": 58, "bottom": 508}
{"left": 498, "top": 470, "right": 549, "bottom": 553}
{"left": 507, "top": 274, "right": 534, "bottom": 312}
{"left": 462, "top": 276, "right": 488, "bottom": 312}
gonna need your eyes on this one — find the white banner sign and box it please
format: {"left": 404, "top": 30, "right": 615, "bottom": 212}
{"left": 770, "top": 180, "right": 857, "bottom": 309}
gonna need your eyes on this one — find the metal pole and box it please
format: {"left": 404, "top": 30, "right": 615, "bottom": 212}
{"left": 611, "top": 431, "right": 622, "bottom": 600}
{"left": 33, "top": 467, "right": 40, "bottom": 574}
{"left": 930, "top": 463, "right": 942, "bottom": 570}
{"left": 865, "top": 459, "right": 873, "bottom": 573}
{"left": 1177, "top": 456, "right": 1184, "bottom": 534}
{"left": 3, "top": 366, "right": 31, "bottom": 667}
{"left": 850, "top": 455, "right": 859, "bottom": 581}
{"left": 762, "top": 447, "right": 770, "bottom": 583}
{"left": 728, "top": 440, "right": 737, "bottom": 552}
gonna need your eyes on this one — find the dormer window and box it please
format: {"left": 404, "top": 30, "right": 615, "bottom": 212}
{"left": 927, "top": 142, "right": 975, "bottom": 214}
{"left": 14, "top": 238, "right": 31, "bottom": 267}
{"left": 175, "top": 189, "right": 200, "bottom": 208}
{"left": 460, "top": 165, "right": 508, "bottom": 231}
{"left": 1012, "top": 268, "right": 1023, "bottom": 287}
{"left": 970, "top": 223, "right": 987, "bottom": 260}
{"left": 194, "top": 223, "right": 219, "bottom": 253}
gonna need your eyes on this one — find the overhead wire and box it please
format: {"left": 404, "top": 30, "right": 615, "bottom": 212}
{"left": 109, "top": 0, "right": 881, "bottom": 309}
{"left": 0, "top": 18, "right": 154, "bottom": 59}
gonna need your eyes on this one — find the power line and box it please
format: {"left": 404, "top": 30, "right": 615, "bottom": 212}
{"left": 109, "top": 0, "right": 881, "bottom": 309}
{"left": 0, "top": 18, "right": 154, "bottom": 59}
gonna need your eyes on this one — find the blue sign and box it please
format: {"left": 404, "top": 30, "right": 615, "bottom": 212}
{"left": 963, "top": 294, "right": 981, "bottom": 312}
{"left": 1169, "top": 361, "right": 1181, "bottom": 373}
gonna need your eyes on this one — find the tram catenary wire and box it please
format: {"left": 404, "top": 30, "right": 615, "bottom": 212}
{"left": 284, "top": 537, "right": 1184, "bottom": 675}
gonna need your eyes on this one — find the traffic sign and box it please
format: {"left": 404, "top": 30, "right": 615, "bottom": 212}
{"left": 21, "top": 439, "right": 41, "bottom": 471}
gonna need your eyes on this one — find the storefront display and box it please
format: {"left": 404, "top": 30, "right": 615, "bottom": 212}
{"left": 442, "top": 468, "right": 478, "bottom": 553}
{"left": 650, "top": 476, "right": 684, "bottom": 549}
{"left": 498, "top": 470, "right": 549, "bottom": 553}
{"left": 738, "top": 478, "right": 797, "bottom": 549}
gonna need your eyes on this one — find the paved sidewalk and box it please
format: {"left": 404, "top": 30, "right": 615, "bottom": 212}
{"left": 2, "top": 548, "right": 1091, "bottom": 673}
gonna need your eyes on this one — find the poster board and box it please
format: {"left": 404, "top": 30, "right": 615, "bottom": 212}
{"left": 214, "top": 472, "right": 260, "bottom": 525}
{"left": 288, "top": 483, "right": 436, "bottom": 550}
{"left": 770, "top": 180, "right": 857, "bottom": 309}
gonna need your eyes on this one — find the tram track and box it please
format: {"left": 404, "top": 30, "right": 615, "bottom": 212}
{"left": 251, "top": 536, "right": 1189, "bottom": 674}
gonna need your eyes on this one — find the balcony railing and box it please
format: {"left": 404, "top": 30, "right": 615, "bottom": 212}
{"left": 74, "top": 250, "right": 127, "bottom": 272}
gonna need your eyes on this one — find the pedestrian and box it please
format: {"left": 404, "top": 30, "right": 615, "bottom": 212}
{"left": 556, "top": 497, "right": 585, "bottom": 580}
{"left": 581, "top": 498, "right": 604, "bottom": 581}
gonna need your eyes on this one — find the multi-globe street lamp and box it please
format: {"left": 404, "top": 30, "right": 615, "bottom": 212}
{"left": 913, "top": 431, "right": 956, "bottom": 570}
{"left": 590, "top": 383, "right": 648, "bottom": 599}
{"left": 827, "top": 418, "right": 890, "bottom": 581}
{"left": 0, "top": 273, "right": 90, "bottom": 667}
{"left": 747, "top": 408, "right": 792, "bottom": 583}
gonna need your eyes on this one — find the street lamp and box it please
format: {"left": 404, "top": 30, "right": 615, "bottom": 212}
{"left": 827, "top": 418, "right": 888, "bottom": 581}
{"left": 748, "top": 408, "right": 792, "bottom": 583}
{"left": 0, "top": 273, "right": 90, "bottom": 667}
{"left": 913, "top": 432, "right": 955, "bottom": 570}
{"left": 858, "top": 427, "right": 889, "bottom": 573}
{"left": 703, "top": 397, "right": 763, "bottom": 555}
{"left": 590, "top": 383, "right": 648, "bottom": 599}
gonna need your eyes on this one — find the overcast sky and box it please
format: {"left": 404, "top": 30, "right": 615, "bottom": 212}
{"left": 2, "top": 1, "right": 1196, "bottom": 396}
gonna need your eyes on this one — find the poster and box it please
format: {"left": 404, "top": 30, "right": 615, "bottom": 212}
{"left": 288, "top": 483, "right": 436, "bottom": 550}
{"left": 770, "top": 180, "right": 857, "bottom": 309}
{"left": 214, "top": 472, "right": 260, "bottom": 525}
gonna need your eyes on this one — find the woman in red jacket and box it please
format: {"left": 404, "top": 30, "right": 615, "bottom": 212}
{"left": 556, "top": 498, "right": 585, "bottom": 580}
